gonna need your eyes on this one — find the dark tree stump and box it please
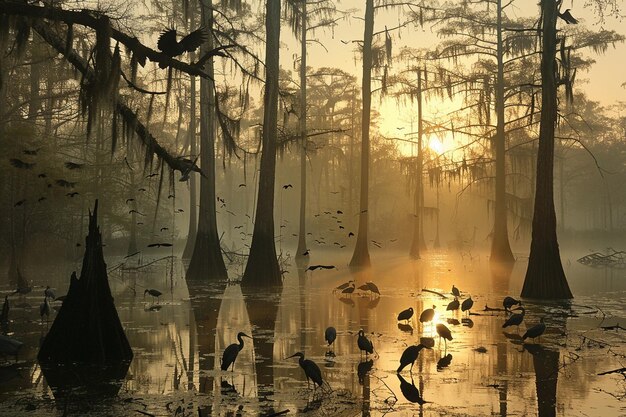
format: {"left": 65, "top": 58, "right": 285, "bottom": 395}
{"left": 38, "top": 200, "right": 133, "bottom": 364}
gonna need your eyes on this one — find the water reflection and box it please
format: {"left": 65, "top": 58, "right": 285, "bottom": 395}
{"left": 1, "top": 250, "right": 625, "bottom": 416}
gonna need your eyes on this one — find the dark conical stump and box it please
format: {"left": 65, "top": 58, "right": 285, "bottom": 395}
{"left": 38, "top": 200, "right": 133, "bottom": 364}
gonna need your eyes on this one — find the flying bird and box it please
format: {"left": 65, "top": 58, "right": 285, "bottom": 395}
{"left": 14, "top": 199, "right": 26, "bottom": 207}
{"left": 147, "top": 243, "right": 173, "bottom": 248}
{"left": 146, "top": 173, "right": 159, "bottom": 178}
{"left": 307, "top": 264, "right": 336, "bottom": 271}
{"left": 129, "top": 209, "right": 145, "bottom": 216}
{"left": 64, "top": 161, "right": 84, "bottom": 170}
{"left": 160, "top": 227, "right": 169, "bottom": 232}
{"left": 238, "top": 183, "right": 246, "bottom": 187}
{"left": 558, "top": 9, "right": 578, "bottom": 24}
{"left": 348, "top": 232, "right": 355, "bottom": 237}
{"left": 283, "top": 184, "right": 293, "bottom": 189}
{"left": 9, "top": 158, "right": 35, "bottom": 169}
{"left": 126, "top": 198, "right": 135, "bottom": 204}
{"left": 157, "top": 28, "right": 206, "bottom": 66}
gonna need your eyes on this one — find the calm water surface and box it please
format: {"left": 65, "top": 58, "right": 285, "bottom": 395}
{"left": 1, "top": 248, "right": 625, "bottom": 416}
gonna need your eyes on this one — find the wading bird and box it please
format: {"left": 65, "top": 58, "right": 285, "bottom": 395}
{"left": 503, "top": 296, "right": 521, "bottom": 312}
{"left": 420, "top": 305, "right": 436, "bottom": 328}
{"left": 341, "top": 282, "right": 356, "bottom": 296}
{"left": 286, "top": 352, "right": 324, "bottom": 390}
{"left": 334, "top": 280, "right": 354, "bottom": 292}
{"left": 397, "top": 307, "right": 414, "bottom": 323}
{"left": 221, "top": 332, "right": 253, "bottom": 371}
{"left": 325, "top": 327, "right": 337, "bottom": 350}
{"left": 451, "top": 285, "right": 460, "bottom": 297}
{"left": 461, "top": 295, "right": 474, "bottom": 316}
{"left": 358, "top": 281, "right": 380, "bottom": 296}
{"left": 44, "top": 286, "right": 55, "bottom": 300}
{"left": 144, "top": 289, "right": 162, "bottom": 303}
{"left": 523, "top": 318, "right": 546, "bottom": 341}
{"left": 436, "top": 323, "right": 453, "bottom": 349}
{"left": 503, "top": 307, "right": 526, "bottom": 330}
{"left": 397, "top": 344, "right": 430, "bottom": 373}
{"left": 446, "top": 297, "right": 459, "bottom": 311}
{"left": 39, "top": 297, "right": 50, "bottom": 322}
{"left": 357, "top": 330, "right": 374, "bottom": 356}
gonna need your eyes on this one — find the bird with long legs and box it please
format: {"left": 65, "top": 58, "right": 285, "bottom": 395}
{"left": 397, "top": 343, "right": 431, "bottom": 373}
{"left": 461, "top": 295, "right": 473, "bottom": 316}
{"left": 286, "top": 352, "right": 327, "bottom": 392}
{"left": 523, "top": 318, "right": 546, "bottom": 342}
{"left": 221, "top": 332, "right": 253, "bottom": 371}
{"left": 357, "top": 330, "right": 374, "bottom": 357}
{"left": 144, "top": 288, "right": 162, "bottom": 303}
{"left": 502, "top": 307, "right": 526, "bottom": 331}
{"left": 436, "top": 323, "right": 453, "bottom": 350}
{"left": 420, "top": 305, "right": 436, "bottom": 332}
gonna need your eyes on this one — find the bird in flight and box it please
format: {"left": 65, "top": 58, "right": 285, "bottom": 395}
{"left": 283, "top": 184, "right": 293, "bottom": 189}
{"left": 9, "top": 158, "right": 35, "bottom": 169}
{"left": 147, "top": 243, "right": 173, "bottom": 248}
{"left": 157, "top": 28, "right": 206, "bottom": 67}
{"left": 558, "top": 9, "right": 578, "bottom": 24}
{"left": 129, "top": 209, "right": 146, "bottom": 216}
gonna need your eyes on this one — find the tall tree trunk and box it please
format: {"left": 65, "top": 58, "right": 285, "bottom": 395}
{"left": 241, "top": 0, "right": 282, "bottom": 287}
{"left": 491, "top": 0, "right": 515, "bottom": 264}
{"left": 410, "top": 69, "right": 424, "bottom": 259}
{"left": 521, "top": 0, "right": 572, "bottom": 299}
{"left": 183, "top": 55, "right": 198, "bottom": 259}
{"left": 349, "top": 0, "right": 373, "bottom": 268}
{"left": 186, "top": 0, "right": 227, "bottom": 281}
{"left": 296, "top": 1, "right": 308, "bottom": 260}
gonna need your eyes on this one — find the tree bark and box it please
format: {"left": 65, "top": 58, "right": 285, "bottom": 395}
{"left": 349, "top": 0, "right": 373, "bottom": 268}
{"left": 186, "top": 0, "right": 227, "bottom": 281}
{"left": 490, "top": 0, "right": 515, "bottom": 264}
{"left": 183, "top": 51, "right": 198, "bottom": 259}
{"left": 296, "top": 0, "right": 308, "bottom": 260}
{"left": 521, "top": 0, "right": 572, "bottom": 299}
{"left": 410, "top": 69, "right": 424, "bottom": 259}
{"left": 241, "top": 0, "right": 282, "bottom": 287}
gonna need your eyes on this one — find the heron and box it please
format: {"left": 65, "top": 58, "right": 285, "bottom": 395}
{"left": 221, "top": 332, "right": 253, "bottom": 371}
{"left": 341, "top": 282, "right": 355, "bottom": 297}
{"left": 397, "top": 344, "right": 431, "bottom": 373}
{"left": 44, "top": 286, "right": 56, "bottom": 300}
{"left": 419, "top": 305, "right": 436, "bottom": 330}
{"left": 334, "top": 280, "right": 354, "bottom": 292}
{"left": 436, "top": 323, "right": 453, "bottom": 349}
{"left": 39, "top": 297, "right": 50, "bottom": 322}
{"left": 502, "top": 307, "right": 525, "bottom": 330}
{"left": 503, "top": 296, "right": 521, "bottom": 312}
{"left": 451, "top": 285, "right": 461, "bottom": 297}
{"left": 357, "top": 329, "right": 374, "bottom": 357}
{"left": 397, "top": 307, "right": 414, "bottom": 323}
{"left": 446, "top": 297, "right": 459, "bottom": 311}
{"left": 324, "top": 326, "right": 337, "bottom": 350}
{"left": 286, "top": 352, "right": 324, "bottom": 390}
{"left": 358, "top": 281, "right": 380, "bottom": 296}
{"left": 523, "top": 318, "right": 546, "bottom": 341}
{"left": 144, "top": 288, "right": 162, "bottom": 303}
{"left": 461, "top": 295, "right": 473, "bottom": 316}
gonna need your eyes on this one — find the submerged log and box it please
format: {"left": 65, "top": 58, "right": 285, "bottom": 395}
{"left": 38, "top": 200, "right": 132, "bottom": 364}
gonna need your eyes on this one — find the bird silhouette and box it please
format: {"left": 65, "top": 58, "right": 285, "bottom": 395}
{"left": 397, "top": 344, "right": 430, "bottom": 373}
{"left": 397, "top": 374, "right": 427, "bottom": 405}
{"left": 44, "top": 286, "right": 55, "bottom": 300}
{"left": 14, "top": 199, "right": 26, "bottom": 207}
{"left": 307, "top": 264, "right": 336, "bottom": 271}
{"left": 325, "top": 327, "right": 337, "bottom": 350}
{"left": 446, "top": 297, "right": 460, "bottom": 311}
{"left": 523, "top": 317, "right": 546, "bottom": 341}
{"left": 436, "top": 323, "right": 453, "bottom": 348}
{"left": 39, "top": 297, "right": 51, "bottom": 322}
{"left": 283, "top": 184, "right": 293, "bottom": 189}
{"left": 334, "top": 280, "right": 354, "bottom": 292}
{"left": 64, "top": 161, "right": 84, "bottom": 170}
{"left": 341, "top": 282, "right": 356, "bottom": 296}
{"left": 157, "top": 28, "right": 206, "bottom": 66}
{"left": 558, "top": 9, "right": 578, "bottom": 24}
{"left": 503, "top": 296, "right": 521, "bottom": 311}
{"left": 358, "top": 281, "right": 380, "bottom": 296}
{"left": 222, "top": 332, "right": 252, "bottom": 371}
{"left": 420, "top": 305, "right": 436, "bottom": 327}
{"left": 461, "top": 295, "right": 474, "bottom": 315}
{"left": 437, "top": 353, "right": 453, "bottom": 370}
{"left": 348, "top": 232, "right": 355, "bottom": 237}
{"left": 129, "top": 209, "right": 145, "bottom": 216}
{"left": 147, "top": 243, "right": 172, "bottom": 248}
{"left": 357, "top": 330, "right": 374, "bottom": 356}
{"left": 397, "top": 307, "right": 414, "bottom": 323}
{"left": 452, "top": 285, "right": 461, "bottom": 297}
{"left": 144, "top": 288, "right": 162, "bottom": 302}
{"left": 503, "top": 307, "right": 526, "bottom": 330}
{"left": 146, "top": 173, "right": 159, "bottom": 178}
{"left": 66, "top": 192, "right": 79, "bottom": 197}
{"left": 9, "top": 158, "right": 35, "bottom": 169}
{"left": 287, "top": 352, "right": 324, "bottom": 390}
{"left": 357, "top": 359, "right": 374, "bottom": 384}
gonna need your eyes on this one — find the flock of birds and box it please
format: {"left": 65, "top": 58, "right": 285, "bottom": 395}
{"left": 217, "top": 283, "right": 548, "bottom": 397}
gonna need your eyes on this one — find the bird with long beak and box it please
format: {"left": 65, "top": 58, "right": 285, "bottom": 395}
{"left": 221, "top": 332, "right": 253, "bottom": 371}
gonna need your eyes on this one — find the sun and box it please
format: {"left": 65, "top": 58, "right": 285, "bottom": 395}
{"left": 429, "top": 136, "right": 445, "bottom": 154}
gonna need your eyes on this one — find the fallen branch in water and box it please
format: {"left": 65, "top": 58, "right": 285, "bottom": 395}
{"left": 598, "top": 367, "right": 626, "bottom": 376}
{"left": 601, "top": 324, "right": 626, "bottom": 331}
{"left": 421, "top": 289, "right": 448, "bottom": 299}
{"left": 265, "top": 410, "right": 290, "bottom": 417}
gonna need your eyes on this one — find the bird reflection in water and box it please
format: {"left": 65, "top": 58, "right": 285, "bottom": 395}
{"left": 397, "top": 322, "right": 413, "bottom": 334}
{"left": 462, "top": 317, "right": 474, "bottom": 328}
{"left": 437, "top": 353, "right": 453, "bottom": 370}
{"left": 357, "top": 359, "right": 374, "bottom": 385}
{"left": 397, "top": 373, "right": 427, "bottom": 405}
